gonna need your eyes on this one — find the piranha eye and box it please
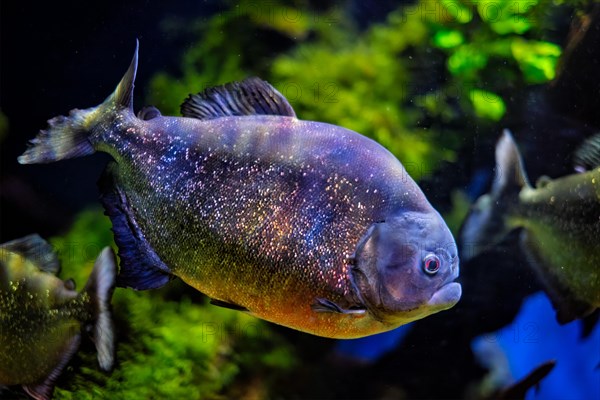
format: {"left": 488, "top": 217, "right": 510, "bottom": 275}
{"left": 423, "top": 254, "right": 441, "bottom": 275}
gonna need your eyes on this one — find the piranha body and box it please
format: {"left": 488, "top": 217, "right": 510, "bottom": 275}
{"left": 461, "top": 131, "right": 600, "bottom": 323}
{"left": 19, "top": 42, "right": 460, "bottom": 338}
{"left": 0, "top": 235, "right": 116, "bottom": 400}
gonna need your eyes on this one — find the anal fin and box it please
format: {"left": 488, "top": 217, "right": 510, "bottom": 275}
{"left": 99, "top": 164, "right": 172, "bottom": 290}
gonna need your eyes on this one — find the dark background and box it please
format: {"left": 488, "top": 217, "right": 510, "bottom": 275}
{"left": 0, "top": 1, "right": 222, "bottom": 241}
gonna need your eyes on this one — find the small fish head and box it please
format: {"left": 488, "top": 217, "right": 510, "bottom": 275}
{"left": 350, "top": 211, "right": 461, "bottom": 323}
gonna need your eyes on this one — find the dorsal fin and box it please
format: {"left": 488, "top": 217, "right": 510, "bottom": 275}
{"left": 0, "top": 234, "right": 59, "bottom": 274}
{"left": 180, "top": 77, "right": 296, "bottom": 120}
{"left": 492, "top": 129, "right": 531, "bottom": 196}
{"left": 111, "top": 39, "right": 139, "bottom": 110}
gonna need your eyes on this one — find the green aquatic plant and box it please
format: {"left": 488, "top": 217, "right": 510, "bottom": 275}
{"left": 469, "top": 89, "right": 506, "bottom": 121}
{"left": 428, "top": 0, "right": 563, "bottom": 121}
{"left": 511, "top": 38, "right": 562, "bottom": 84}
{"left": 148, "top": 0, "right": 344, "bottom": 116}
{"left": 50, "top": 208, "right": 297, "bottom": 399}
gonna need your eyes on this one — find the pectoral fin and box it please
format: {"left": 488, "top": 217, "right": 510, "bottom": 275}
{"left": 311, "top": 298, "right": 366, "bottom": 315}
{"left": 209, "top": 298, "right": 249, "bottom": 312}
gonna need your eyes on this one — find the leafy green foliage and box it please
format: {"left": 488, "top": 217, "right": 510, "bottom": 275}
{"left": 470, "top": 89, "right": 506, "bottom": 121}
{"left": 447, "top": 44, "right": 489, "bottom": 78}
{"left": 430, "top": 0, "right": 563, "bottom": 122}
{"left": 50, "top": 208, "right": 297, "bottom": 399}
{"left": 511, "top": 38, "right": 562, "bottom": 83}
{"left": 553, "top": 0, "right": 596, "bottom": 7}
{"left": 148, "top": 0, "right": 346, "bottom": 116}
{"left": 476, "top": 0, "right": 538, "bottom": 35}
{"left": 433, "top": 29, "right": 465, "bottom": 49}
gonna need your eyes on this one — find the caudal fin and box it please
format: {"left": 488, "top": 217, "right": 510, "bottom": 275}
{"left": 17, "top": 110, "right": 97, "bottom": 164}
{"left": 18, "top": 40, "right": 139, "bottom": 164}
{"left": 84, "top": 247, "right": 117, "bottom": 371}
{"left": 460, "top": 130, "right": 530, "bottom": 260}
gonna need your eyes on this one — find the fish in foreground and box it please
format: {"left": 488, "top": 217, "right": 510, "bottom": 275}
{"left": 18, "top": 42, "right": 460, "bottom": 339}
{"left": 461, "top": 130, "right": 600, "bottom": 323}
{"left": 0, "top": 235, "right": 116, "bottom": 400}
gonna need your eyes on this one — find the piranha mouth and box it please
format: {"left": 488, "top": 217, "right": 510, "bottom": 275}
{"left": 426, "top": 281, "right": 462, "bottom": 311}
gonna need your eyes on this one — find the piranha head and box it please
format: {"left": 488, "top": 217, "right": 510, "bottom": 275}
{"left": 350, "top": 212, "right": 461, "bottom": 324}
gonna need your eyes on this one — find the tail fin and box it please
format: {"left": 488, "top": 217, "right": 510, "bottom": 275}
{"left": 460, "top": 130, "right": 530, "bottom": 260}
{"left": 83, "top": 247, "right": 117, "bottom": 371}
{"left": 18, "top": 40, "right": 139, "bottom": 164}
